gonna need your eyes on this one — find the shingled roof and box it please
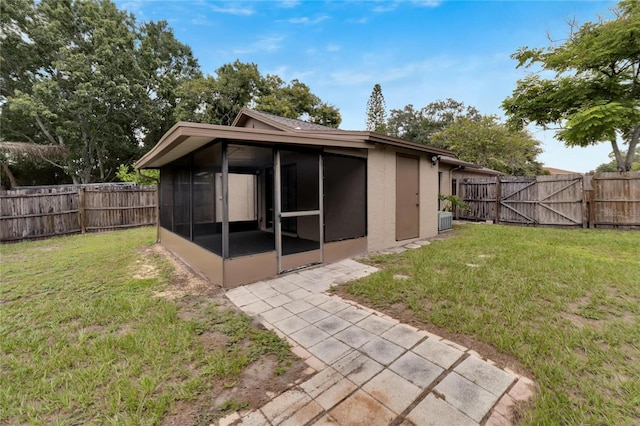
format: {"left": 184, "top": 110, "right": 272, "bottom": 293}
{"left": 232, "top": 109, "right": 341, "bottom": 132}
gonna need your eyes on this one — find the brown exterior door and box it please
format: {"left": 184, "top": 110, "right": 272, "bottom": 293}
{"left": 396, "top": 155, "right": 420, "bottom": 240}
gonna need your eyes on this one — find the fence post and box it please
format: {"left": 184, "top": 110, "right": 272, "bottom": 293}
{"left": 78, "top": 186, "right": 86, "bottom": 234}
{"left": 494, "top": 177, "right": 501, "bottom": 224}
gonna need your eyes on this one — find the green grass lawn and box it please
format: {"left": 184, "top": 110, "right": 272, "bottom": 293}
{"left": 0, "top": 227, "right": 294, "bottom": 425}
{"left": 343, "top": 224, "right": 640, "bottom": 425}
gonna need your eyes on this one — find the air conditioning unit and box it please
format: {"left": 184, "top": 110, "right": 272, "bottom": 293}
{"left": 438, "top": 211, "right": 453, "bottom": 231}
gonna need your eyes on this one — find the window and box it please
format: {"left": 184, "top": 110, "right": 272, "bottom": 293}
{"left": 323, "top": 154, "right": 367, "bottom": 242}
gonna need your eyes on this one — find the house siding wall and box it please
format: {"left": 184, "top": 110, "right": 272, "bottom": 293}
{"left": 367, "top": 145, "right": 439, "bottom": 252}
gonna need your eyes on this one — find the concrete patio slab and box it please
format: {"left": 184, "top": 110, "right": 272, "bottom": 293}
{"left": 224, "top": 259, "right": 533, "bottom": 426}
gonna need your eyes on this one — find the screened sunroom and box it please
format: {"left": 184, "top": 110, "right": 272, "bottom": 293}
{"left": 136, "top": 111, "right": 452, "bottom": 288}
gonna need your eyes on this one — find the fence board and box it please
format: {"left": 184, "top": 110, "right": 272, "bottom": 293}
{"left": 592, "top": 172, "right": 640, "bottom": 228}
{"left": 458, "top": 172, "right": 640, "bottom": 229}
{"left": 459, "top": 178, "right": 497, "bottom": 221}
{"left": 1, "top": 183, "right": 157, "bottom": 242}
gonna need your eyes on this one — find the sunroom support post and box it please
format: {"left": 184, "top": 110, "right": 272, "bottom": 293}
{"left": 274, "top": 149, "right": 282, "bottom": 273}
{"left": 318, "top": 153, "right": 324, "bottom": 264}
{"left": 222, "top": 142, "right": 229, "bottom": 259}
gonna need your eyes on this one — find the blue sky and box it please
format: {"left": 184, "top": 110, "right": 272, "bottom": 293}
{"left": 116, "top": 0, "right": 618, "bottom": 172}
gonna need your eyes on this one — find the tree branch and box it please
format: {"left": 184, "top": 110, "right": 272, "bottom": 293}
{"left": 625, "top": 126, "right": 640, "bottom": 172}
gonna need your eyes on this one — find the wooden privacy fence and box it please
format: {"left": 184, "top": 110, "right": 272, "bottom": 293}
{"left": 458, "top": 172, "right": 640, "bottom": 229}
{"left": 0, "top": 183, "right": 157, "bottom": 242}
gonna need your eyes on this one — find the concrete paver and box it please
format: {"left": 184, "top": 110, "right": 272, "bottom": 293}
{"left": 315, "top": 315, "right": 350, "bottom": 335}
{"left": 273, "top": 315, "right": 310, "bottom": 335}
{"left": 315, "top": 377, "right": 358, "bottom": 410}
{"left": 406, "top": 393, "right": 477, "bottom": 426}
{"left": 282, "top": 299, "right": 313, "bottom": 314}
{"left": 260, "top": 306, "right": 293, "bottom": 324}
{"left": 455, "top": 355, "right": 516, "bottom": 396}
{"left": 390, "top": 351, "right": 444, "bottom": 389}
{"left": 334, "top": 325, "right": 376, "bottom": 348}
{"left": 381, "top": 323, "right": 425, "bottom": 349}
{"left": 356, "top": 314, "right": 396, "bottom": 335}
{"left": 329, "top": 390, "right": 396, "bottom": 426}
{"left": 360, "top": 336, "right": 404, "bottom": 366}
{"left": 260, "top": 389, "right": 310, "bottom": 424}
{"left": 363, "top": 368, "right": 422, "bottom": 414}
{"left": 279, "top": 400, "right": 324, "bottom": 426}
{"left": 309, "top": 337, "right": 352, "bottom": 364}
{"left": 290, "top": 325, "right": 330, "bottom": 347}
{"left": 412, "top": 337, "right": 465, "bottom": 369}
{"left": 434, "top": 372, "right": 500, "bottom": 422}
{"left": 299, "top": 306, "right": 332, "bottom": 323}
{"left": 334, "top": 305, "right": 370, "bottom": 323}
{"left": 225, "top": 257, "right": 533, "bottom": 426}
{"left": 333, "top": 351, "right": 384, "bottom": 386}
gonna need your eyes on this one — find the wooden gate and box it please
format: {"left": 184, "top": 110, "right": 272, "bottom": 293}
{"left": 460, "top": 174, "right": 584, "bottom": 226}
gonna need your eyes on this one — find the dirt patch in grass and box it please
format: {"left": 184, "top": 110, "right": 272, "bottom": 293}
{"left": 163, "top": 356, "right": 310, "bottom": 426}
{"left": 146, "top": 243, "right": 312, "bottom": 424}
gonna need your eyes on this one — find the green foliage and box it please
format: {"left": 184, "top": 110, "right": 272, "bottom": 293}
{"left": 387, "top": 99, "right": 480, "bottom": 145}
{"left": 432, "top": 115, "right": 544, "bottom": 175}
{"left": 365, "top": 84, "right": 388, "bottom": 134}
{"left": 591, "top": 147, "right": 640, "bottom": 173}
{"left": 255, "top": 76, "right": 341, "bottom": 128}
{"left": 116, "top": 164, "right": 158, "bottom": 185}
{"left": 502, "top": 0, "right": 640, "bottom": 172}
{"left": 438, "top": 194, "right": 470, "bottom": 213}
{"left": 1, "top": 0, "right": 342, "bottom": 185}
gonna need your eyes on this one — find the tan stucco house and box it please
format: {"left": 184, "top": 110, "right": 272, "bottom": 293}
{"left": 136, "top": 109, "right": 455, "bottom": 288}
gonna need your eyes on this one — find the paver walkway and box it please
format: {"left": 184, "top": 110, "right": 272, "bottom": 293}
{"left": 223, "top": 257, "right": 534, "bottom": 426}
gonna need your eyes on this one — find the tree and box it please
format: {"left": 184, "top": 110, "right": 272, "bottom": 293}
{"left": 502, "top": 0, "right": 640, "bottom": 172}
{"left": 432, "top": 116, "right": 545, "bottom": 176}
{"left": 255, "top": 76, "right": 341, "bottom": 127}
{"left": 387, "top": 99, "right": 480, "bottom": 145}
{"left": 135, "top": 20, "right": 201, "bottom": 149}
{"left": 2, "top": 0, "right": 144, "bottom": 183}
{"left": 591, "top": 148, "right": 640, "bottom": 173}
{"left": 365, "top": 84, "right": 387, "bottom": 134}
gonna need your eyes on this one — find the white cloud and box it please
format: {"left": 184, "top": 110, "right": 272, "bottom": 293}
{"left": 287, "top": 15, "right": 329, "bottom": 25}
{"left": 412, "top": 0, "right": 442, "bottom": 7}
{"left": 232, "top": 35, "right": 286, "bottom": 54}
{"left": 278, "top": 0, "right": 301, "bottom": 8}
{"left": 326, "top": 44, "right": 341, "bottom": 52}
{"left": 209, "top": 5, "right": 254, "bottom": 16}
